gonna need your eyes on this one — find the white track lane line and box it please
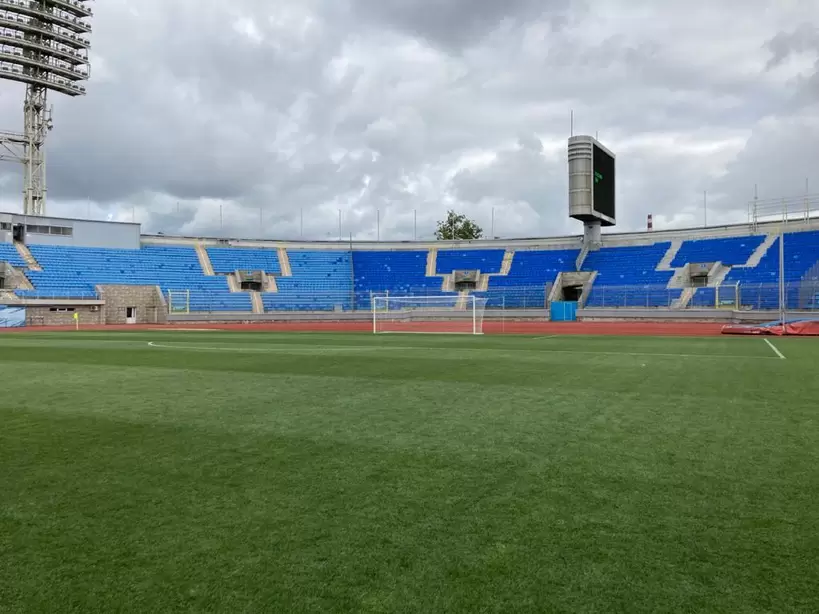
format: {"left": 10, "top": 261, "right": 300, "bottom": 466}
{"left": 764, "top": 338, "right": 786, "bottom": 360}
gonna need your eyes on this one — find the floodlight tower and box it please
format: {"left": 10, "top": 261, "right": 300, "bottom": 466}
{"left": 0, "top": 0, "right": 92, "bottom": 216}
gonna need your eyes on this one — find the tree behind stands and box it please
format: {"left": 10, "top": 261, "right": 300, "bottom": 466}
{"left": 435, "top": 210, "right": 483, "bottom": 240}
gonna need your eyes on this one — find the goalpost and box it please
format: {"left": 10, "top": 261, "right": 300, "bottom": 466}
{"left": 372, "top": 294, "right": 487, "bottom": 335}
{"left": 167, "top": 290, "right": 190, "bottom": 314}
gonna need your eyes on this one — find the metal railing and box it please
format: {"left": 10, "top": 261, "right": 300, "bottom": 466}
{"left": 7, "top": 290, "right": 100, "bottom": 301}
{"left": 5, "top": 283, "right": 817, "bottom": 314}
{"left": 583, "top": 284, "right": 684, "bottom": 309}
{"left": 584, "top": 282, "right": 819, "bottom": 312}
{"left": 732, "top": 281, "right": 819, "bottom": 311}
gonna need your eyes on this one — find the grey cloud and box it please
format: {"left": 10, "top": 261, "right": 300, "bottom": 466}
{"left": 767, "top": 24, "right": 819, "bottom": 69}
{"left": 714, "top": 116, "right": 819, "bottom": 208}
{"left": 450, "top": 135, "right": 573, "bottom": 236}
{"left": 765, "top": 24, "right": 819, "bottom": 107}
{"left": 42, "top": 0, "right": 349, "bottom": 205}
{"left": 349, "top": 0, "right": 576, "bottom": 50}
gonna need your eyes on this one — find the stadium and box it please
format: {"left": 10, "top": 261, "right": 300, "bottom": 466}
{"left": 2, "top": 2, "right": 819, "bottom": 613}
{"left": 0, "top": 204, "right": 819, "bottom": 328}
{"left": 2, "top": 166, "right": 819, "bottom": 333}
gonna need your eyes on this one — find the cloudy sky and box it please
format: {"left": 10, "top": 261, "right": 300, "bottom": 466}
{"left": 1, "top": 0, "right": 818, "bottom": 240}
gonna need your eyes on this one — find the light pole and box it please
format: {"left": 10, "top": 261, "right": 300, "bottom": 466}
{"left": 0, "top": 1, "right": 94, "bottom": 216}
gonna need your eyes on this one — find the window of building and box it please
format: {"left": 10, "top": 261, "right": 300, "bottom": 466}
{"left": 27, "top": 224, "right": 72, "bottom": 236}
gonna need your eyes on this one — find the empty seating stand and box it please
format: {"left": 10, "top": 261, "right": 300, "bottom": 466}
{"left": 672, "top": 236, "right": 765, "bottom": 267}
{"left": 18, "top": 244, "right": 250, "bottom": 311}
{"left": 206, "top": 247, "right": 281, "bottom": 274}
{"left": 485, "top": 249, "right": 578, "bottom": 307}
{"left": 263, "top": 251, "right": 352, "bottom": 311}
{"left": 8, "top": 231, "right": 818, "bottom": 314}
{"left": 583, "top": 243, "right": 677, "bottom": 307}
{"left": 724, "top": 230, "right": 819, "bottom": 309}
{"left": 353, "top": 250, "right": 446, "bottom": 309}
{"left": 0, "top": 243, "right": 26, "bottom": 268}
{"left": 436, "top": 249, "right": 504, "bottom": 274}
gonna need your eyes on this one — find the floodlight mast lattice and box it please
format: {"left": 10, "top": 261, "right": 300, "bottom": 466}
{"left": 0, "top": 0, "right": 92, "bottom": 217}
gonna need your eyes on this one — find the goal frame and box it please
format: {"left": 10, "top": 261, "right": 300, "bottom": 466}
{"left": 371, "top": 293, "right": 485, "bottom": 335}
{"left": 167, "top": 290, "right": 190, "bottom": 314}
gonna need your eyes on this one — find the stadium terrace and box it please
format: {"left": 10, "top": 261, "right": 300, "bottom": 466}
{"left": 1, "top": 210, "right": 818, "bottom": 330}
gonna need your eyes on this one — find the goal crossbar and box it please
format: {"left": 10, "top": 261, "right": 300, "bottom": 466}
{"left": 371, "top": 294, "right": 486, "bottom": 335}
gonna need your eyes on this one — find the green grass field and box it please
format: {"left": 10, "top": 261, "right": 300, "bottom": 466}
{"left": 1, "top": 331, "right": 818, "bottom": 613}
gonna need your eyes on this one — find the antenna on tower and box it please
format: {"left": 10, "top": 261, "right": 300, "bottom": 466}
{"left": 0, "top": 0, "right": 94, "bottom": 217}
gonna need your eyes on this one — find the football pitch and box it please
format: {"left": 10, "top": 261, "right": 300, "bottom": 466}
{"left": 1, "top": 331, "right": 818, "bottom": 613}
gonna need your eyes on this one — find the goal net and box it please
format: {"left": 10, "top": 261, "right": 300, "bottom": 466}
{"left": 167, "top": 290, "right": 190, "bottom": 314}
{"left": 372, "top": 294, "right": 487, "bottom": 334}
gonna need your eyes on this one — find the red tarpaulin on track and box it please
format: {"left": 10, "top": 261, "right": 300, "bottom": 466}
{"left": 722, "top": 319, "right": 819, "bottom": 336}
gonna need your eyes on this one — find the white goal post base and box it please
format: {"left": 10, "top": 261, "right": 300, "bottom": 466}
{"left": 371, "top": 294, "right": 487, "bottom": 335}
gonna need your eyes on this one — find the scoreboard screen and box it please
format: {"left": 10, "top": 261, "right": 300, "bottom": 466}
{"left": 592, "top": 143, "right": 615, "bottom": 221}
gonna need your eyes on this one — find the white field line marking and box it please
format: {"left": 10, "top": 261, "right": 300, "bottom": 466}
{"left": 147, "top": 341, "right": 285, "bottom": 353}
{"left": 764, "top": 338, "right": 786, "bottom": 360}
{"left": 146, "top": 341, "right": 777, "bottom": 361}
{"left": 531, "top": 335, "right": 558, "bottom": 340}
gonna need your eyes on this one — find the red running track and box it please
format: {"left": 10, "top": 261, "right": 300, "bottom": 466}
{"left": 0, "top": 320, "right": 726, "bottom": 336}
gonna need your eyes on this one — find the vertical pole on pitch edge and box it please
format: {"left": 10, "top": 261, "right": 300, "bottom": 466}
{"left": 779, "top": 224, "right": 786, "bottom": 332}
{"left": 472, "top": 295, "right": 476, "bottom": 334}
{"left": 349, "top": 232, "right": 354, "bottom": 309}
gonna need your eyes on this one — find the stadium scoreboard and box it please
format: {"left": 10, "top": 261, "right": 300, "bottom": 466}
{"left": 568, "top": 136, "right": 616, "bottom": 227}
